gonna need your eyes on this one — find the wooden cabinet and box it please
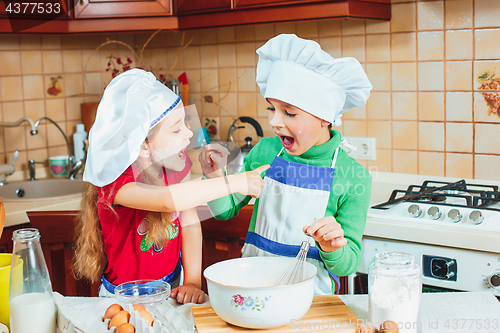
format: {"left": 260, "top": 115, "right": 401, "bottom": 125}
{"left": 235, "top": 0, "right": 333, "bottom": 9}
{"left": 74, "top": 0, "right": 172, "bottom": 18}
{"left": 0, "top": 0, "right": 390, "bottom": 33}
{"left": 176, "top": 0, "right": 232, "bottom": 15}
{"left": 177, "top": 0, "right": 391, "bottom": 30}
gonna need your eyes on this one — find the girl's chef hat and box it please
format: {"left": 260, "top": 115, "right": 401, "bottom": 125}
{"left": 83, "top": 68, "right": 181, "bottom": 187}
{"left": 256, "top": 34, "right": 372, "bottom": 126}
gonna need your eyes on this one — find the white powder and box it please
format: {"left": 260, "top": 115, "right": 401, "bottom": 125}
{"left": 368, "top": 275, "right": 421, "bottom": 333}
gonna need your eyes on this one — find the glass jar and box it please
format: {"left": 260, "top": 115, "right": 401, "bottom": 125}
{"left": 9, "top": 228, "right": 56, "bottom": 333}
{"left": 368, "top": 252, "right": 422, "bottom": 333}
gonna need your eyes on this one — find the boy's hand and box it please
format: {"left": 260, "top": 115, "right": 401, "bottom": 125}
{"left": 198, "top": 144, "right": 228, "bottom": 178}
{"left": 230, "top": 164, "right": 270, "bottom": 198}
{"left": 170, "top": 284, "right": 205, "bottom": 304}
{"left": 303, "top": 216, "right": 347, "bottom": 252}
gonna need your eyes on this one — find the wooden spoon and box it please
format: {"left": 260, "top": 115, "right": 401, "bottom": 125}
{"left": 0, "top": 199, "right": 4, "bottom": 239}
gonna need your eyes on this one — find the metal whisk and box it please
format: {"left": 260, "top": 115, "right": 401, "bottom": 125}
{"left": 275, "top": 233, "right": 312, "bottom": 286}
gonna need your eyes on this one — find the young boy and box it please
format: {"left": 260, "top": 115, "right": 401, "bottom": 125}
{"left": 199, "top": 34, "right": 373, "bottom": 295}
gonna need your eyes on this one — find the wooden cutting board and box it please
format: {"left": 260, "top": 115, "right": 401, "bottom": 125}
{"left": 80, "top": 102, "right": 99, "bottom": 133}
{"left": 192, "top": 295, "right": 359, "bottom": 332}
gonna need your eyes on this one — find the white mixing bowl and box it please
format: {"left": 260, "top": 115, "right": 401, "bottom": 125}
{"left": 204, "top": 256, "right": 317, "bottom": 329}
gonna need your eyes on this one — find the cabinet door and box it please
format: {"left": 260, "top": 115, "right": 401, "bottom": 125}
{"left": 75, "top": 0, "right": 172, "bottom": 18}
{"left": 235, "top": 0, "right": 389, "bottom": 8}
{"left": 235, "top": 0, "right": 327, "bottom": 8}
{"left": 176, "top": 0, "right": 232, "bottom": 14}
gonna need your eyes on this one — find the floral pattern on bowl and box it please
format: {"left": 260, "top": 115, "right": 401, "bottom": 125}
{"left": 230, "top": 294, "right": 271, "bottom": 311}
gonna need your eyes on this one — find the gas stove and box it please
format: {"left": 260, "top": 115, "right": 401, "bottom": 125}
{"left": 370, "top": 179, "right": 500, "bottom": 234}
{"left": 356, "top": 178, "right": 500, "bottom": 297}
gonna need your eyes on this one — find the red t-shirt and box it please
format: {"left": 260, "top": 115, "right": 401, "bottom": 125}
{"left": 98, "top": 156, "right": 192, "bottom": 285}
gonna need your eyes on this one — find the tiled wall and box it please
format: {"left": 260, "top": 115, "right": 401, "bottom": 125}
{"left": 0, "top": 0, "right": 499, "bottom": 181}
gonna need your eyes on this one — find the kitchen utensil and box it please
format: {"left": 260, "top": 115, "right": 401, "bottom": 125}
{"left": 203, "top": 256, "right": 317, "bottom": 329}
{"left": 192, "top": 295, "right": 359, "bottom": 333}
{"left": 114, "top": 279, "right": 171, "bottom": 312}
{"left": 224, "top": 117, "right": 263, "bottom": 174}
{"left": 80, "top": 102, "right": 99, "bottom": 134}
{"left": 275, "top": 233, "right": 312, "bottom": 286}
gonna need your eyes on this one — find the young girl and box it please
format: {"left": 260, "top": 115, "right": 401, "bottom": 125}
{"left": 199, "top": 34, "right": 373, "bottom": 295}
{"left": 74, "top": 69, "right": 268, "bottom": 303}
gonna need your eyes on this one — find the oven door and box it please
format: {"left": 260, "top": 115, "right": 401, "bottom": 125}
{"left": 353, "top": 236, "right": 500, "bottom": 297}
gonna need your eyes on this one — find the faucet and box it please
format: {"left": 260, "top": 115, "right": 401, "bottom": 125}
{"left": 0, "top": 116, "right": 35, "bottom": 184}
{"left": 0, "top": 116, "right": 38, "bottom": 135}
{"left": 0, "top": 150, "right": 19, "bottom": 185}
{"left": 33, "top": 117, "right": 83, "bottom": 180}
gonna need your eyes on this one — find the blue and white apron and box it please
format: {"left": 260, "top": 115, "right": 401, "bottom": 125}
{"left": 242, "top": 147, "right": 341, "bottom": 295}
{"left": 98, "top": 258, "right": 182, "bottom": 297}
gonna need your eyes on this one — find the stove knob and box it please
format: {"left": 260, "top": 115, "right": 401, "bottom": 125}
{"left": 448, "top": 209, "right": 462, "bottom": 223}
{"left": 427, "top": 206, "right": 442, "bottom": 220}
{"left": 408, "top": 204, "right": 422, "bottom": 218}
{"left": 469, "top": 210, "right": 484, "bottom": 225}
{"left": 487, "top": 273, "right": 500, "bottom": 288}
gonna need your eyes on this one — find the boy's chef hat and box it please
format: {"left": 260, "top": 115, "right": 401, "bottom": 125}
{"left": 256, "top": 34, "right": 372, "bottom": 126}
{"left": 83, "top": 68, "right": 181, "bottom": 187}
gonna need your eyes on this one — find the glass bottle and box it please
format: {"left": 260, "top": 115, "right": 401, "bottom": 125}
{"left": 368, "top": 252, "right": 422, "bottom": 333}
{"left": 9, "top": 228, "right": 56, "bottom": 333}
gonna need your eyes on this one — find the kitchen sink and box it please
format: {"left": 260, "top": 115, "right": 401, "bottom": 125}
{"left": 0, "top": 178, "right": 84, "bottom": 201}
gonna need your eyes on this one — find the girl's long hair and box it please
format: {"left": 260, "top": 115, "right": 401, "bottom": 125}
{"left": 74, "top": 126, "right": 175, "bottom": 283}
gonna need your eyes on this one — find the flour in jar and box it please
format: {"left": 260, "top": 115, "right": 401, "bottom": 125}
{"left": 368, "top": 275, "right": 421, "bottom": 333}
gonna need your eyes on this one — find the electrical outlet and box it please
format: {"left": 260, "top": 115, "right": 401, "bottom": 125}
{"left": 342, "top": 137, "right": 376, "bottom": 161}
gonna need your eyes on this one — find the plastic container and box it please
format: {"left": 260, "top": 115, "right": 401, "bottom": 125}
{"left": 368, "top": 252, "right": 422, "bottom": 333}
{"left": 9, "top": 228, "right": 56, "bottom": 333}
{"left": 196, "top": 128, "right": 210, "bottom": 147}
{"left": 73, "top": 124, "right": 87, "bottom": 161}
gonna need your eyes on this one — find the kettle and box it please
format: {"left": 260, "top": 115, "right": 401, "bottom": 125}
{"left": 241, "top": 136, "right": 254, "bottom": 158}
{"left": 224, "top": 117, "right": 263, "bottom": 174}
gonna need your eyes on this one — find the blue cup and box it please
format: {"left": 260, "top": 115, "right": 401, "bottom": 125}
{"left": 196, "top": 128, "right": 210, "bottom": 147}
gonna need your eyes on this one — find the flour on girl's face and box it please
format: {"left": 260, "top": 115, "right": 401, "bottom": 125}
{"left": 146, "top": 106, "right": 193, "bottom": 172}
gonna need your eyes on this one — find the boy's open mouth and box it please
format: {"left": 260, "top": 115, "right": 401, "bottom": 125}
{"left": 279, "top": 135, "right": 295, "bottom": 149}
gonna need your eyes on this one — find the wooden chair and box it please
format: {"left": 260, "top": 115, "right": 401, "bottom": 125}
{"left": 26, "top": 210, "right": 100, "bottom": 297}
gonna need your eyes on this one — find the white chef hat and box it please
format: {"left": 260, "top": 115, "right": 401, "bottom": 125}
{"left": 83, "top": 68, "right": 181, "bottom": 187}
{"left": 256, "top": 34, "right": 372, "bottom": 126}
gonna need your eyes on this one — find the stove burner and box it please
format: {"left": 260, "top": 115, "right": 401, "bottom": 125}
{"left": 413, "top": 194, "right": 447, "bottom": 202}
{"left": 372, "top": 179, "right": 500, "bottom": 211}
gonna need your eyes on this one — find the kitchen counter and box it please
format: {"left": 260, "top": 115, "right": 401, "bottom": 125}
{"left": 56, "top": 291, "right": 500, "bottom": 333}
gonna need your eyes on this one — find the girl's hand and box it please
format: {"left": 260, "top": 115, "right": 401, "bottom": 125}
{"left": 198, "top": 144, "right": 228, "bottom": 178}
{"left": 303, "top": 216, "right": 347, "bottom": 252}
{"left": 230, "top": 164, "right": 270, "bottom": 198}
{"left": 170, "top": 283, "right": 205, "bottom": 304}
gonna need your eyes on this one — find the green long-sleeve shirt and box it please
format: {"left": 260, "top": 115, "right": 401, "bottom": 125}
{"left": 207, "top": 129, "right": 372, "bottom": 285}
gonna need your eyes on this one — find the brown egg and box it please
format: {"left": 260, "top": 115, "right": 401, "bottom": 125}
{"left": 109, "top": 310, "right": 130, "bottom": 329}
{"left": 132, "top": 304, "right": 146, "bottom": 312}
{"left": 355, "top": 323, "right": 376, "bottom": 333}
{"left": 138, "top": 309, "right": 154, "bottom": 326}
{"left": 380, "top": 320, "right": 399, "bottom": 333}
{"left": 103, "top": 304, "right": 123, "bottom": 321}
{"left": 116, "top": 323, "right": 136, "bottom": 333}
